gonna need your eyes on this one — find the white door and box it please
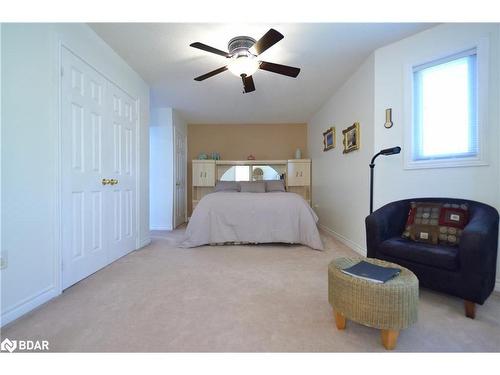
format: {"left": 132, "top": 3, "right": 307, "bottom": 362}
{"left": 61, "top": 47, "right": 136, "bottom": 289}
{"left": 107, "top": 82, "right": 137, "bottom": 262}
{"left": 173, "top": 127, "right": 187, "bottom": 228}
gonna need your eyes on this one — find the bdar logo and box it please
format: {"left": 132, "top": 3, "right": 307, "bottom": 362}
{"left": 1, "top": 338, "right": 17, "bottom": 353}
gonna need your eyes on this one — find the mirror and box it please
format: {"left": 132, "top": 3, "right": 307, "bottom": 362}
{"left": 220, "top": 165, "right": 282, "bottom": 181}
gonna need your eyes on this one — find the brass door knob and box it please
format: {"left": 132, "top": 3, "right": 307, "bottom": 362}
{"left": 102, "top": 178, "right": 111, "bottom": 185}
{"left": 110, "top": 179, "right": 119, "bottom": 185}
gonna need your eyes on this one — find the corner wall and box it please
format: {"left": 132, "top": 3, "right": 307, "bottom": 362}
{"left": 307, "top": 55, "right": 375, "bottom": 253}
{"left": 373, "top": 23, "right": 500, "bottom": 290}
{"left": 1, "top": 23, "right": 150, "bottom": 326}
{"left": 149, "top": 108, "right": 187, "bottom": 230}
{"left": 308, "top": 23, "right": 500, "bottom": 291}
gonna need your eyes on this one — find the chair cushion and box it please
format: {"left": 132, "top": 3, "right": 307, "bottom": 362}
{"left": 378, "top": 237, "right": 459, "bottom": 271}
{"left": 402, "top": 202, "right": 469, "bottom": 246}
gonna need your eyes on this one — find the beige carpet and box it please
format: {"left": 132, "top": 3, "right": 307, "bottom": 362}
{"left": 2, "top": 228, "right": 500, "bottom": 352}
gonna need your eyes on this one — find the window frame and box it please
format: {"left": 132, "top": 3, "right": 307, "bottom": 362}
{"left": 403, "top": 38, "right": 489, "bottom": 170}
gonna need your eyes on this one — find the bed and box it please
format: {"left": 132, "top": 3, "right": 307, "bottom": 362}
{"left": 180, "top": 191, "right": 324, "bottom": 250}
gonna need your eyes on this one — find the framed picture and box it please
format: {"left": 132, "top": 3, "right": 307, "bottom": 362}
{"left": 342, "top": 122, "right": 360, "bottom": 154}
{"left": 323, "top": 127, "right": 336, "bottom": 151}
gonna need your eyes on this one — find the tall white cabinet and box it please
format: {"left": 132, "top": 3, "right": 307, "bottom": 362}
{"left": 286, "top": 159, "right": 311, "bottom": 205}
{"left": 191, "top": 160, "right": 216, "bottom": 211}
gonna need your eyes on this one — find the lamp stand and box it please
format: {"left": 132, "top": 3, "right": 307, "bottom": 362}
{"left": 369, "top": 146, "right": 401, "bottom": 215}
{"left": 369, "top": 162, "right": 375, "bottom": 214}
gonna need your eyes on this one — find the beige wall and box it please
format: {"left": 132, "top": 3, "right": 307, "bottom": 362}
{"left": 187, "top": 123, "right": 308, "bottom": 215}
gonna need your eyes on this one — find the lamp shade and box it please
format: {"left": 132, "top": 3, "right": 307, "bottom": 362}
{"left": 228, "top": 55, "right": 259, "bottom": 77}
{"left": 379, "top": 146, "right": 401, "bottom": 155}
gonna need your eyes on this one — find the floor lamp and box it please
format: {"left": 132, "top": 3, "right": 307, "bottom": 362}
{"left": 369, "top": 146, "right": 401, "bottom": 214}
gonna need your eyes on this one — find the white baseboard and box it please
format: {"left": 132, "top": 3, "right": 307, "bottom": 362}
{"left": 150, "top": 226, "right": 171, "bottom": 231}
{"left": 0, "top": 286, "right": 59, "bottom": 328}
{"left": 138, "top": 237, "right": 151, "bottom": 249}
{"left": 318, "top": 223, "right": 366, "bottom": 256}
{"left": 495, "top": 279, "right": 500, "bottom": 293}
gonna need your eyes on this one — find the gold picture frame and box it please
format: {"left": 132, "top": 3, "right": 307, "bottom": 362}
{"left": 323, "top": 127, "right": 336, "bottom": 151}
{"left": 342, "top": 122, "right": 360, "bottom": 154}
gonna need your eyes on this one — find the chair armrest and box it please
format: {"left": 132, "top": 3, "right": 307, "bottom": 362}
{"left": 459, "top": 206, "right": 499, "bottom": 276}
{"left": 365, "top": 201, "right": 409, "bottom": 257}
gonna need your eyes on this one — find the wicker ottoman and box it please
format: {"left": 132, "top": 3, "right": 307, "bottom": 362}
{"left": 328, "top": 257, "right": 419, "bottom": 350}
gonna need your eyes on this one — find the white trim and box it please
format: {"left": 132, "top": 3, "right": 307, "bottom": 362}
{"left": 318, "top": 223, "right": 366, "bottom": 256}
{"left": 173, "top": 126, "right": 188, "bottom": 228}
{"left": 55, "top": 36, "right": 64, "bottom": 296}
{"left": 0, "top": 23, "right": 3, "bottom": 273}
{"left": 0, "top": 287, "right": 58, "bottom": 327}
{"left": 135, "top": 97, "right": 142, "bottom": 250}
{"left": 138, "top": 238, "right": 151, "bottom": 249}
{"left": 403, "top": 37, "right": 490, "bottom": 170}
{"left": 495, "top": 279, "right": 500, "bottom": 293}
{"left": 150, "top": 226, "right": 171, "bottom": 231}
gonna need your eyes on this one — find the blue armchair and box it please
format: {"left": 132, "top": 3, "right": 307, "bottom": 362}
{"left": 365, "top": 198, "right": 499, "bottom": 318}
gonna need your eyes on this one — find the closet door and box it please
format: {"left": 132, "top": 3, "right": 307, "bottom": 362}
{"left": 61, "top": 48, "right": 109, "bottom": 288}
{"left": 107, "top": 83, "right": 137, "bottom": 262}
{"left": 61, "top": 47, "right": 137, "bottom": 289}
{"left": 173, "top": 127, "right": 187, "bottom": 228}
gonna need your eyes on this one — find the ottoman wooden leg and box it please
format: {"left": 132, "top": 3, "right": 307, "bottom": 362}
{"left": 334, "top": 310, "right": 346, "bottom": 330}
{"left": 464, "top": 300, "right": 476, "bottom": 319}
{"left": 381, "top": 329, "right": 399, "bottom": 350}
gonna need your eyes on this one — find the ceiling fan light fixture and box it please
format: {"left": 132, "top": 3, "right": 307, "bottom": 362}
{"left": 227, "top": 54, "right": 259, "bottom": 77}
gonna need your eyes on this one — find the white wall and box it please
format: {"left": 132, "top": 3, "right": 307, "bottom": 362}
{"left": 373, "top": 23, "right": 500, "bottom": 290}
{"left": 307, "top": 55, "right": 375, "bottom": 253}
{"left": 150, "top": 108, "right": 174, "bottom": 230}
{"left": 1, "top": 23, "right": 150, "bottom": 326}
{"left": 149, "top": 107, "right": 187, "bottom": 230}
{"left": 308, "top": 23, "right": 500, "bottom": 291}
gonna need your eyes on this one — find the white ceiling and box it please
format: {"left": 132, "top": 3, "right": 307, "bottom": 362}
{"left": 90, "top": 23, "right": 434, "bottom": 124}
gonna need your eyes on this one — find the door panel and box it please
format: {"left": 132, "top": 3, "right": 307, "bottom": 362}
{"left": 107, "top": 82, "right": 136, "bottom": 262}
{"left": 61, "top": 47, "right": 137, "bottom": 288}
{"left": 62, "top": 48, "right": 109, "bottom": 288}
{"left": 174, "top": 128, "right": 187, "bottom": 227}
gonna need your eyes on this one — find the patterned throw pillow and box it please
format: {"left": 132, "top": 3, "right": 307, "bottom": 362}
{"left": 402, "top": 202, "right": 469, "bottom": 246}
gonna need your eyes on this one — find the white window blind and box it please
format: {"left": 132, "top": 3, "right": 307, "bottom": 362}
{"left": 412, "top": 49, "right": 478, "bottom": 161}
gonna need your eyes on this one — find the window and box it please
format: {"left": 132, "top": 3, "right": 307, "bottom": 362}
{"left": 411, "top": 48, "right": 479, "bottom": 164}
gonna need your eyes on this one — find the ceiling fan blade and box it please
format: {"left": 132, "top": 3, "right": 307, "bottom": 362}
{"left": 242, "top": 75, "right": 256, "bottom": 93}
{"left": 194, "top": 66, "right": 228, "bottom": 81}
{"left": 259, "top": 61, "right": 300, "bottom": 78}
{"left": 190, "top": 42, "right": 230, "bottom": 58}
{"left": 250, "top": 28, "right": 284, "bottom": 55}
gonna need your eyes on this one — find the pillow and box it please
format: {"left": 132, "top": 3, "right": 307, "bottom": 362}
{"left": 239, "top": 181, "right": 266, "bottom": 193}
{"left": 214, "top": 181, "right": 240, "bottom": 192}
{"left": 265, "top": 180, "right": 286, "bottom": 192}
{"left": 402, "top": 202, "right": 469, "bottom": 246}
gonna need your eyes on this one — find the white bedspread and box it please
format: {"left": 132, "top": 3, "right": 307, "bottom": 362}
{"left": 180, "top": 192, "right": 324, "bottom": 250}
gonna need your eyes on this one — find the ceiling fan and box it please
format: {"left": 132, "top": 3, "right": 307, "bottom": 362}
{"left": 190, "top": 28, "right": 300, "bottom": 94}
